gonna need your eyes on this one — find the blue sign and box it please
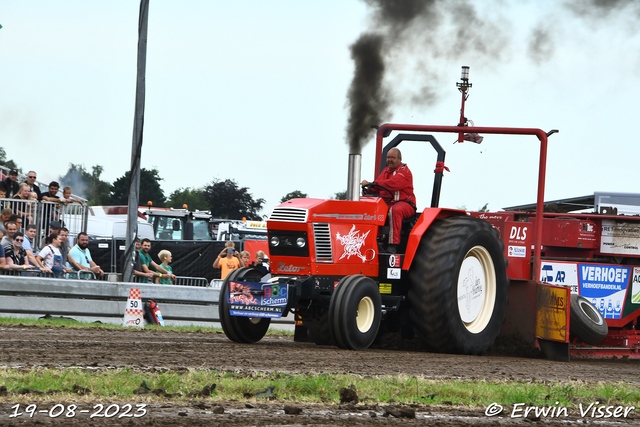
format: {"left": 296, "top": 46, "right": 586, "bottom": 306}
{"left": 578, "top": 264, "right": 630, "bottom": 320}
{"left": 228, "top": 280, "right": 288, "bottom": 318}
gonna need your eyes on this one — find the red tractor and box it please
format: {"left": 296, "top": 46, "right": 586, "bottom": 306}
{"left": 219, "top": 120, "right": 566, "bottom": 357}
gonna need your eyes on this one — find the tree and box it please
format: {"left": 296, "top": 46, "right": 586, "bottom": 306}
{"left": 333, "top": 190, "right": 347, "bottom": 200}
{"left": 109, "top": 168, "right": 166, "bottom": 207}
{"left": 58, "top": 163, "right": 111, "bottom": 205}
{"left": 204, "top": 179, "right": 264, "bottom": 220}
{"left": 280, "top": 190, "right": 308, "bottom": 203}
{"left": 167, "top": 187, "right": 208, "bottom": 211}
{"left": 0, "top": 147, "right": 20, "bottom": 172}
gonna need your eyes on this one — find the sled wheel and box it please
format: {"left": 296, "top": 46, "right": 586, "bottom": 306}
{"left": 570, "top": 294, "right": 608, "bottom": 345}
{"left": 219, "top": 267, "right": 271, "bottom": 343}
{"left": 408, "top": 216, "right": 509, "bottom": 354}
{"left": 305, "top": 309, "right": 332, "bottom": 345}
{"left": 329, "top": 275, "right": 381, "bottom": 351}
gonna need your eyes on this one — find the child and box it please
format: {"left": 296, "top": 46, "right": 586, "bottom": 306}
{"left": 61, "top": 187, "right": 83, "bottom": 204}
{"left": 0, "top": 188, "right": 6, "bottom": 210}
{"left": 28, "top": 192, "right": 38, "bottom": 201}
{"left": 156, "top": 249, "right": 175, "bottom": 284}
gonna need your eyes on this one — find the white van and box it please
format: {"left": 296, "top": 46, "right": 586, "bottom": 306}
{"left": 86, "top": 217, "right": 155, "bottom": 240}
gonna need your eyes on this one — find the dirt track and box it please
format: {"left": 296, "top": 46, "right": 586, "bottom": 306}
{"left": 0, "top": 325, "right": 639, "bottom": 426}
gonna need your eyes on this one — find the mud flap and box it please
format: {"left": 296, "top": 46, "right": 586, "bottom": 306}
{"left": 536, "top": 283, "right": 570, "bottom": 362}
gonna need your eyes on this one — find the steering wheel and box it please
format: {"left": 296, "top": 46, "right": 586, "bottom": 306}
{"left": 361, "top": 182, "right": 394, "bottom": 203}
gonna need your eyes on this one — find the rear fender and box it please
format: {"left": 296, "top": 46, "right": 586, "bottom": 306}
{"left": 402, "top": 208, "right": 467, "bottom": 270}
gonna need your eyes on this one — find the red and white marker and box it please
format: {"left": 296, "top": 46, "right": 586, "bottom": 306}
{"left": 123, "top": 288, "right": 144, "bottom": 328}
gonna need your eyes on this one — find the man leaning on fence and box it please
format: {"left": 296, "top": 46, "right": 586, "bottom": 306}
{"left": 68, "top": 232, "right": 104, "bottom": 278}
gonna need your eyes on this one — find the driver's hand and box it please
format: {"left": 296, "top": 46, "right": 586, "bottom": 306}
{"left": 361, "top": 180, "right": 370, "bottom": 186}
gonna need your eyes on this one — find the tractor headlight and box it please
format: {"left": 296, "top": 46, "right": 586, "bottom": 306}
{"left": 270, "top": 236, "right": 280, "bottom": 247}
{"left": 296, "top": 237, "right": 306, "bottom": 248}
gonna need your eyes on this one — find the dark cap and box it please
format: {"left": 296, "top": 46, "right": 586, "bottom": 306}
{"left": 49, "top": 181, "right": 60, "bottom": 188}
{"left": 8, "top": 170, "right": 18, "bottom": 175}
{"left": 49, "top": 220, "right": 61, "bottom": 229}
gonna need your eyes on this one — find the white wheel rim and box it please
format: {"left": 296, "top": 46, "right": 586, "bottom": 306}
{"left": 356, "top": 296, "right": 375, "bottom": 333}
{"left": 249, "top": 317, "right": 261, "bottom": 325}
{"left": 457, "top": 246, "right": 496, "bottom": 334}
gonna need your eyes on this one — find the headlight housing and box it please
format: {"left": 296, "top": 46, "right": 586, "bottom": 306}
{"left": 267, "top": 230, "right": 309, "bottom": 257}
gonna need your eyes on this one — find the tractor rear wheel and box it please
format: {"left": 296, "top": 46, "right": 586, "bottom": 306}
{"left": 329, "top": 275, "right": 381, "bottom": 351}
{"left": 408, "top": 216, "right": 508, "bottom": 354}
{"left": 219, "top": 267, "right": 271, "bottom": 343}
{"left": 570, "top": 294, "right": 608, "bottom": 345}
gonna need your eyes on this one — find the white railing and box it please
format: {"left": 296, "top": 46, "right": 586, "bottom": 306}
{"left": 0, "top": 198, "right": 89, "bottom": 248}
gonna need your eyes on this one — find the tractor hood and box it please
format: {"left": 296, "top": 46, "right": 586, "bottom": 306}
{"left": 268, "top": 198, "right": 388, "bottom": 226}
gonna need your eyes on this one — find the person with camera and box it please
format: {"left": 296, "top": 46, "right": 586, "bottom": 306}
{"left": 213, "top": 241, "right": 245, "bottom": 279}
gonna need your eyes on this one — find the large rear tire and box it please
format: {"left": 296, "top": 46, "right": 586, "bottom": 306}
{"left": 570, "top": 294, "right": 608, "bottom": 345}
{"left": 219, "top": 267, "right": 271, "bottom": 343}
{"left": 408, "top": 216, "right": 508, "bottom": 354}
{"left": 329, "top": 275, "right": 381, "bottom": 351}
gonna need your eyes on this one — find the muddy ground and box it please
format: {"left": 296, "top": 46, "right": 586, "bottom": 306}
{"left": 0, "top": 325, "right": 638, "bottom": 426}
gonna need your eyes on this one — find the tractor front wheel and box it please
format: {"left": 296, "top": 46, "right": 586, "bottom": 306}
{"left": 329, "top": 275, "right": 381, "bottom": 351}
{"left": 219, "top": 267, "right": 271, "bottom": 343}
{"left": 409, "top": 216, "right": 509, "bottom": 354}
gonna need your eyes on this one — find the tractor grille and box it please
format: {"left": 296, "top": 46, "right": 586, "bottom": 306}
{"left": 268, "top": 207, "right": 308, "bottom": 222}
{"left": 313, "top": 223, "right": 333, "bottom": 262}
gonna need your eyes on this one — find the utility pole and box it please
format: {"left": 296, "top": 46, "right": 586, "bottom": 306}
{"left": 123, "top": 0, "right": 149, "bottom": 282}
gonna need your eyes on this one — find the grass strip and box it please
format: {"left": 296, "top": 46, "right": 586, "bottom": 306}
{"left": 0, "top": 368, "right": 639, "bottom": 408}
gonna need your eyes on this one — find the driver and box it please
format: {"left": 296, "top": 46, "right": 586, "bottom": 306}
{"left": 361, "top": 147, "right": 416, "bottom": 254}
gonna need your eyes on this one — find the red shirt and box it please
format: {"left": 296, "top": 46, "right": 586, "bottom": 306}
{"left": 373, "top": 163, "right": 416, "bottom": 207}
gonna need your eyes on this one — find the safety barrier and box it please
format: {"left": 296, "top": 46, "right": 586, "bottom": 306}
{"left": 0, "top": 276, "right": 293, "bottom": 328}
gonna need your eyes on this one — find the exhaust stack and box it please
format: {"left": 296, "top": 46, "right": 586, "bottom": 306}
{"left": 346, "top": 154, "right": 362, "bottom": 201}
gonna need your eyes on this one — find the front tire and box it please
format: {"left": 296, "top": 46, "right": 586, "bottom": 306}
{"left": 329, "top": 275, "right": 381, "bottom": 351}
{"left": 219, "top": 267, "right": 271, "bottom": 343}
{"left": 409, "top": 216, "right": 508, "bottom": 354}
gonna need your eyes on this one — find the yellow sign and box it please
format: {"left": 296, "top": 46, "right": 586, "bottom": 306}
{"left": 535, "top": 284, "right": 569, "bottom": 343}
{"left": 379, "top": 283, "right": 392, "bottom": 294}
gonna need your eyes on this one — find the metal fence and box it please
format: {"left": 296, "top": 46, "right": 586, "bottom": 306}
{"left": 0, "top": 198, "right": 88, "bottom": 248}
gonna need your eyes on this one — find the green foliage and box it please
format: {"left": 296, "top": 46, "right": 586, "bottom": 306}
{"left": 333, "top": 190, "right": 347, "bottom": 200}
{"left": 203, "top": 179, "right": 264, "bottom": 220}
{"left": 58, "top": 163, "right": 111, "bottom": 205}
{"left": 280, "top": 190, "right": 308, "bottom": 203}
{"left": 0, "top": 147, "right": 20, "bottom": 172}
{"left": 166, "top": 187, "right": 208, "bottom": 211}
{"left": 109, "top": 168, "right": 166, "bottom": 207}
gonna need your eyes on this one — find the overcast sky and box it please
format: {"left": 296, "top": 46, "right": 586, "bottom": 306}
{"left": 1, "top": 1, "right": 639, "bottom": 215}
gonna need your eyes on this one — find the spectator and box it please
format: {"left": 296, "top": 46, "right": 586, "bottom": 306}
{"left": 120, "top": 238, "right": 154, "bottom": 281}
{"left": 0, "top": 188, "right": 6, "bottom": 211}
{"left": 41, "top": 181, "right": 61, "bottom": 202}
{"left": 254, "top": 250, "right": 270, "bottom": 276}
{"left": 58, "top": 227, "right": 71, "bottom": 268}
{"left": 213, "top": 241, "right": 245, "bottom": 279}
{"left": 23, "top": 171, "right": 42, "bottom": 200}
{"left": 0, "top": 169, "right": 20, "bottom": 198}
{"left": 138, "top": 238, "right": 169, "bottom": 282}
{"left": 240, "top": 250, "right": 251, "bottom": 267}
{"left": 156, "top": 249, "right": 176, "bottom": 284}
{"left": 0, "top": 208, "right": 12, "bottom": 237}
{"left": 5, "top": 231, "right": 32, "bottom": 270}
{"left": 23, "top": 224, "right": 39, "bottom": 267}
{"left": 60, "top": 187, "right": 83, "bottom": 205}
{"left": 68, "top": 232, "right": 104, "bottom": 278}
{"left": 28, "top": 192, "right": 37, "bottom": 201}
{"left": 0, "top": 244, "right": 8, "bottom": 270}
{"left": 39, "top": 220, "right": 62, "bottom": 251}
{"left": 41, "top": 182, "right": 61, "bottom": 231}
{"left": 1, "top": 220, "right": 18, "bottom": 249}
{"left": 12, "top": 183, "right": 30, "bottom": 200}
{"left": 36, "top": 233, "right": 65, "bottom": 277}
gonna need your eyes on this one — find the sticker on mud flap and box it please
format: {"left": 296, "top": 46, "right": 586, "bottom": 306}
{"left": 388, "top": 255, "right": 401, "bottom": 267}
{"left": 578, "top": 265, "right": 630, "bottom": 320}
{"left": 540, "top": 262, "right": 579, "bottom": 294}
{"left": 228, "top": 281, "right": 287, "bottom": 319}
{"left": 631, "top": 267, "right": 640, "bottom": 304}
{"left": 379, "top": 283, "right": 392, "bottom": 294}
{"left": 508, "top": 245, "right": 527, "bottom": 258}
{"left": 387, "top": 268, "right": 401, "bottom": 280}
